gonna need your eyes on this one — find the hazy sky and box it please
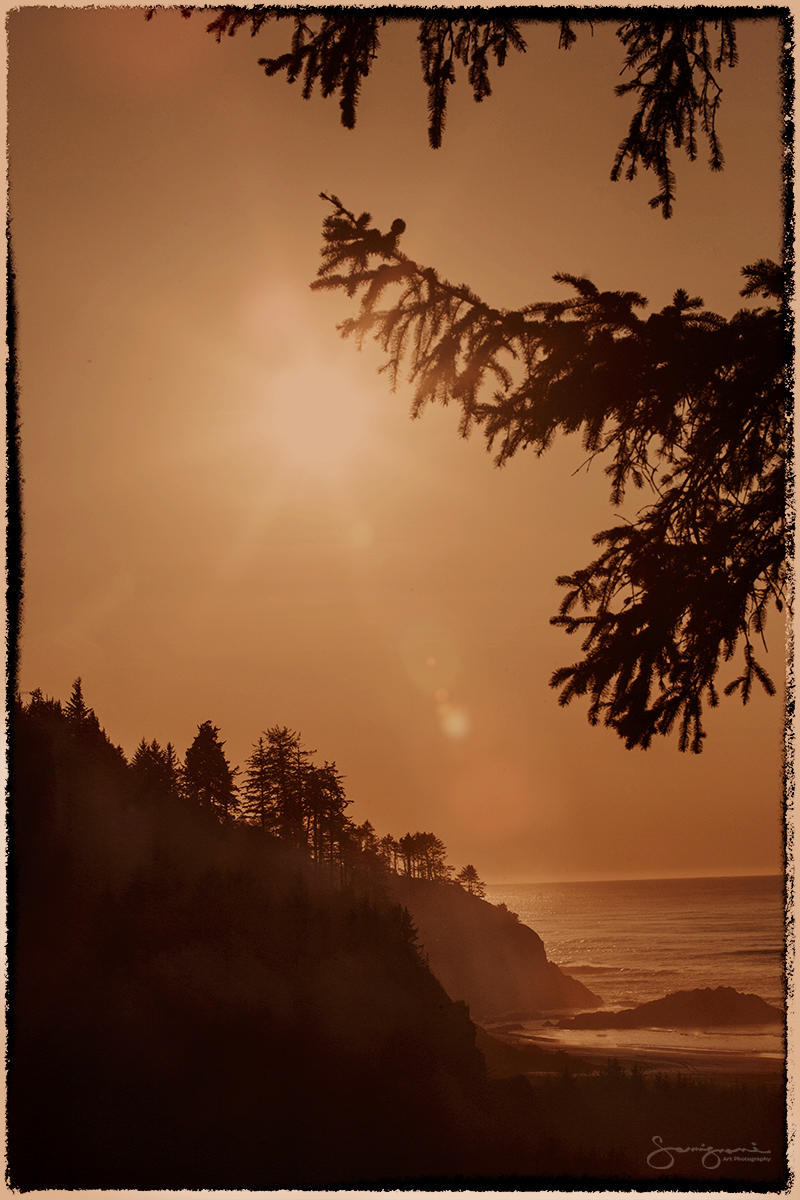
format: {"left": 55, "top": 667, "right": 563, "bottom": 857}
{"left": 9, "top": 7, "right": 786, "bottom": 882}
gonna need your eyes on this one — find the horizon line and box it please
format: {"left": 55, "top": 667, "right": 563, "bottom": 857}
{"left": 484, "top": 869, "right": 783, "bottom": 887}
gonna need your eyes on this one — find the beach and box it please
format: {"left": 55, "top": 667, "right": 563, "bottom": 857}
{"left": 479, "top": 1022, "right": 784, "bottom": 1081}
{"left": 475, "top": 1023, "right": 785, "bottom": 1184}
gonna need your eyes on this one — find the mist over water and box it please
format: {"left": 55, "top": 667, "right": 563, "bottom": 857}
{"left": 487, "top": 875, "right": 784, "bottom": 1058}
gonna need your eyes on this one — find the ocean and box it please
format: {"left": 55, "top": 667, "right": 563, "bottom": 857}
{"left": 486, "top": 874, "right": 785, "bottom": 1059}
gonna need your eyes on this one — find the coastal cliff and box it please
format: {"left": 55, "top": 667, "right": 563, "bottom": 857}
{"left": 388, "top": 875, "right": 600, "bottom": 1019}
{"left": 12, "top": 691, "right": 785, "bottom": 1190}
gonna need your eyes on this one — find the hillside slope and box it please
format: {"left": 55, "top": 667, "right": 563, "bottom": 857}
{"left": 389, "top": 875, "right": 600, "bottom": 1019}
{"left": 8, "top": 701, "right": 489, "bottom": 1188}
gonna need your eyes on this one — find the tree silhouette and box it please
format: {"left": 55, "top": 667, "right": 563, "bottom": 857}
{"left": 242, "top": 731, "right": 353, "bottom": 860}
{"left": 303, "top": 760, "right": 350, "bottom": 865}
{"left": 353, "top": 818, "right": 379, "bottom": 855}
{"left": 65, "top": 676, "right": 90, "bottom": 724}
{"left": 607, "top": 17, "right": 737, "bottom": 217}
{"left": 26, "top": 688, "right": 62, "bottom": 721}
{"left": 398, "top": 833, "right": 417, "bottom": 877}
{"left": 63, "top": 676, "right": 126, "bottom": 759}
{"left": 456, "top": 864, "right": 486, "bottom": 898}
{"left": 241, "top": 734, "right": 273, "bottom": 832}
{"left": 131, "top": 738, "right": 183, "bottom": 806}
{"left": 254, "top": 725, "right": 314, "bottom": 845}
{"left": 183, "top": 721, "right": 238, "bottom": 823}
{"left": 184, "top": 9, "right": 754, "bottom": 217}
{"left": 312, "top": 199, "right": 788, "bottom": 753}
{"left": 398, "top": 831, "right": 452, "bottom": 880}
{"left": 163, "top": 741, "right": 182, "bottom": 796}
{"left": 10, "top": 687, "right": 495, "bottom": 1189}
{"left": 418, "top": 832, "right": 452, "bottom": 881}
{"left": 378, "top": 833, "right": 402, "bottom": 873}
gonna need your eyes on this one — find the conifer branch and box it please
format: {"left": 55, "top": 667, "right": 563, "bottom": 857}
{"left": 182, "top": 11, "right": 746, "bottom": 217}
{"left": 611, "top": 18, "right": 737, "bottom": 217}
{"left": 313, "top": 198, "right": 788, "bottom": 752}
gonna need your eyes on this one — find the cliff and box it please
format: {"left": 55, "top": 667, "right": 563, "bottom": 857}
{"left": 388, "top": 875, "right": 600, "bottom": 1019}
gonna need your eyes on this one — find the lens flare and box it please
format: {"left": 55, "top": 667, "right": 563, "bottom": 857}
{"left": 437, "top": 700, "right": 471, "bottom": 739}
{"left": 400, "top": 624, "right": 460, "bottom": 693}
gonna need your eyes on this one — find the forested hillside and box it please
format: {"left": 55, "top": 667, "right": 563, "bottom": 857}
{"left": 8, "top": 689, "right": 491, "bottom": 1187}
{"left": 7, "top": 686, "right": 785, "bottom": 1188}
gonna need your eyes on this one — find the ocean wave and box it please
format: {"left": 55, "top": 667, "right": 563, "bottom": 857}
{"left": 721, "top": 947, "right": 784, "bottom": 958}
{"left": 710, "top": 1028, "right": 782, "bottom": 1037}
{"left": 680, "top": 949, "right": 780, "bottom": 961}
{"left": 560, "top": 963, "right": 620, "bottom": 974}
{"left": 562, "top": 963, "right": 679, "bottom": 978}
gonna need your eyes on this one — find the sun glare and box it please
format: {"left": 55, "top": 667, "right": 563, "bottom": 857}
{"left": 265, "top": 359, "right": 373, "bottom": 479}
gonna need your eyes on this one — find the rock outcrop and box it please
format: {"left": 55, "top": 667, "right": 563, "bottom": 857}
{"left": 388, "top": 875, "right": 600, "bottom": 1019}
{"left": 557, "top": 986, "right": 783, "bottom": 1029}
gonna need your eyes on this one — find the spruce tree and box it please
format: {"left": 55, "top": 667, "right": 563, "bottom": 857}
{"left": 64, "top": 677, "right": 107, "bottom": 750}
{"left": 131, "top": 739, "right": 183, "bottom": 805}
{"left": 270, "top": 725, "right": 310, "bottom": 845}
{"left": 246, "top": 726, "right": 314, "bottom": 846}
{"left": 131, "top": 737, "right": 151, "bottom": 774}
{"left": 311, "top": 200, "right": 787, "bottom": 753}
{"left": 65, "top": 678, "right": 90, "bottom": 724}
{"left": 183, "top": 721, "right": 238, "bottom": 824}
{"left": 26, "top": 689, "right": 62, "bottom": 719}
{"left": 163, "top": 742, "right": 182, "bottom": 797}
{"left": 241, "top": 735, "right": 273, "bottom": 833}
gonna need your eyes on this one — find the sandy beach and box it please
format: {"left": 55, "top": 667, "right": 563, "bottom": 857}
{"left": 478, "top": 1024, "right": 784, "bottom": 1081}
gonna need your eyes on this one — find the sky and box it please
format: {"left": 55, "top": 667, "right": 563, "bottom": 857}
{"left": 8, "top": 6, "right": 787, "bottom": 883}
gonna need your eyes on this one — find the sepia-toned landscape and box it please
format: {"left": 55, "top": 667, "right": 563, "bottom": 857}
{"left": 7, "top": 7, "right": 790, "bottom": 1190}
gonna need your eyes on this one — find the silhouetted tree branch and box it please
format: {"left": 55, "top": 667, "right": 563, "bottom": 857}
{"left": 417, "top": 13, "right": 527, "bottom": 148}
{"left": 312, "top": 197, "right": 789, "bottom": 753}
{"left": 179, "top": 8, "right": 751, "bottom": 217}
{"left": 609, "top": 17, "right": 737, "bottom": 217}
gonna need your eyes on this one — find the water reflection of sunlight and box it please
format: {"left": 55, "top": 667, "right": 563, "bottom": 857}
{"left": 512, "top": 1019, "right": 785, "bottom": 1062}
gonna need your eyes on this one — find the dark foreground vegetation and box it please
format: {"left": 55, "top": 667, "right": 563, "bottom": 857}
{"left": 7, "top": 687, "right": 787, "bottom": 1189}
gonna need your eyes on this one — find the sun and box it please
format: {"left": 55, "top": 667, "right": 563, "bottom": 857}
{"left": 265, "top": 357, "right": 374, "bottom": 479}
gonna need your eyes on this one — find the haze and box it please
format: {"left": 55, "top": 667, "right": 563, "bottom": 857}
{"left": 8, "top": 8, "right": 786, "bottom": 882}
